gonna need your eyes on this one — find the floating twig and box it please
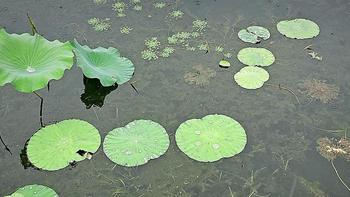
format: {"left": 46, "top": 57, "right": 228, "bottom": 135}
{"left": 265, "top": 83, "right": 300, "bottom": 104}
{"left": 331, "top": 160, "right": 350, "bottom": 192}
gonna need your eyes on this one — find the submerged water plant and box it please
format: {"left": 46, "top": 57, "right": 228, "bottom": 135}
{"left": 299, "top": 79, "right": 339, "bottom": 103}
{"left": 5, "top": 184, "right": 58, "bottom": 197}
{"left": 175, "top": 114, "right": 247, "bottom": 162}
{"left": 72, "top": 40, "right": 135, "bottom": 86}
{"left": 103, "top": 120, "right": 170, "bottom": 167}
{"left": 184, "top": 64, "right": 216, "bottom": 86}
{"left": 277, "top": 18, "right": 320, "bottom": 39}
{"left": 27, "top": 119, "right": 101, "bottom": 171}
{"left": 0, "top": 28, "right": 74, "bottom": 93}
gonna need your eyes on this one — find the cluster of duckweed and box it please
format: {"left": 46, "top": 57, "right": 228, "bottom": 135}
{"left": 112, "top": 1, "right": 127, "bottom": 17}
{"left": 197, "top": 43, "right": 209, "bottom": 51}
{"left": 120, "top": 26, "right": 133, "bottom": 34}
{"left": 141, "top": 37, "right": 175, "bottom": 60}
{"left": 215, "top": 45, "right": 224, "bottom": 53}
{"left": 168, "top": 10, "right": 184, "bottom": 20}
{"left": 131, "top": 0, "right": 142, "bottom": 11}
{"left": 93, "top": 0, "right": 107, "bottom": 5}
{"left": 88, "top": 17, "right": 111, "bottom": 31}
{"left": 160, "top": 47, "right": 175, "bottom": 58}
{"left": 153, "top": 2, "right": 166, "bottom": 9}
{"left": 224, "top": 52, "right": 232, "bottom": 59}
{"left": 192, "top": 19, "right": 208, "bottom": 32}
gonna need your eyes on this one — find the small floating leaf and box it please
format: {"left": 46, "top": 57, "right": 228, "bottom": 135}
{"left": 6, "top": 184, "right": 58, "bottom": 197}
{"left": 175, "top": 114, "right": 247, "bottom": 162}
{"left": 219, "top": 60, "right": 231, "bottom": 68}
{"left": 72, "top": 39, "right": 135, "bottom": 87}
{"left": 238, "top": 26, "right": 270, "bottom": 43}
{"left": 27, "top": 119, "right": 101, "bottom": 171}
{"left": 0, "top": 29, "right": 74, "bottom": 93}
{"left": 277, "top": 18, "right": 320, "bottom": 39}
{"left": 234, "top": 66, "right": 269, "bottom": 89}
{"left": 103, "top": 120, "right": 170, "bottom": 167}
{"left": 237, "top": 47, "right": 275, "bottom": 66}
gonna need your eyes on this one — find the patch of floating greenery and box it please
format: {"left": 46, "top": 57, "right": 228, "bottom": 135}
{"left": 112, "top": 1, "right": 127, "bottom": 17}
{"left": 224, "top": 52, "right": 232, "bottom": 59}
{"left": 145, "top": 37, "right": 161, "bottom": 49}
{"left": 27, "top": 119, "right": 101, "bottom": 171}
{"left": 5, "top": 184, "right": 58, "bottom": 197}
{"left": 72, "top": 39, "right": 135, "bottom": 86}
{"left": 238, "top": 26, "right": 270, "bottom": 44}
{"left": 154, "top": 2, "right": 166, "bottom": 9}
{"left": 141, "top": 49, "right": 158, "bottom": 60}
{"left": 237, "top": 47, "right": 275, "bottom": 66}
{"left": 277, "top": 18, "right": 320, "bottom": 39}
{"left": 120, "top": 26, "right": 133, "bottom": 34}
{"left": 88, "top": 17, "right": 111, "bottom": 31}
{"left": 103, "top": 120, "right": 170, "bottom": 167}
{"left": 198, "top": 43, "right": 209, "bottom": 51}
{"left": 215, "top": 46, "right": 224, "bottom": 53}
{"left": 234, "top": 66, "right": 269, "bottom": 89}
{"left": 93, "top": 0, "right": 107, "bottom": 5}
{"left": 160, "top": 46, "right": 175, "bottom": 58}
{"left": 168, "top": 10, "right": 184, "bottom": 20}
{"left": 175, "top": 114, "right": 247, "bottom": 162}
{"left": 0, "top": 28, "right": 74, "bottom": 93}
{"left": 192, "top": 19, "right": 208, "bottom": 32}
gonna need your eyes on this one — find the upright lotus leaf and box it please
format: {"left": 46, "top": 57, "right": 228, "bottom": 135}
{"left": 238, "top": 26, "right": 270, "bottom": 43}
{"left": 72, "top": 39, "right": 135, "bottom": 87}
{"left": 6, "top": 184, "right": 58, "bottom": 197}
{"left": 175, "top": 114, "right": 247, "bottom": 162}
{"left": 103, "top": 120, "right": 170, "bottom": 167}
{"left": 277, "top": 18, "right": 320, "bottom": 39}
{"left": 0, "top": 29, "right": 74, "bottom": 93}
{"left": 234, "top": 66, "right": 269, "bottom": 89}
{"left": 237, "top": 47, "right": 275, "bottom": 66}
{"left": 27, "top": 119, "right": 101, "bottom": 171}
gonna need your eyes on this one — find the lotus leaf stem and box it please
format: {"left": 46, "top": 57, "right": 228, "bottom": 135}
{"left": 331, "top": 160, "right": 350, "bottom": 192}
{"left": 26, "top": 13, "right": 38, "bottom": 35}
{"left": 0, "top": 133, "right": 12, "bottom": 155}
{"left": 33, "top": 91, "right": 44, "bottom": 127}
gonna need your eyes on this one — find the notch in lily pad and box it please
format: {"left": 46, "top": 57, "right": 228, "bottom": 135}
{"left": 238, "top": 26, "right": 270, "bottom": 44}
{"left": 72, "top": 39, "right": 135, "bottom": 87}
{"left": 277, "top": 18, "right": 320, "bottom": 39}
{"left": 175, "top": 114, "right": 247, "bottom": 162}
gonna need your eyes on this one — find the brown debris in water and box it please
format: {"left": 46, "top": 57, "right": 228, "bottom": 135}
{"left": 300, "top": 79, "right": 339, "bottom": 103}
{"left": 316, "top": 137, "right": 350, "bottom": 161}
{"left": 184, "top": 64, "right": 216, "bottom": 86}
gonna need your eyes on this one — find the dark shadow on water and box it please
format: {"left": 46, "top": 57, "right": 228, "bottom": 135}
{"left": 80, "top": 76, "right": 118, "bottom": 109}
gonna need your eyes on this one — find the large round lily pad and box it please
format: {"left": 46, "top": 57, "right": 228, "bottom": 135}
{"left": 0, "top": 29, "right": 74, "bottom": 93}
{"left": 237, "top": 47, "right": 275, "bottom": 66}
{"left": 277, "top": 18, "right": 320, "bottom": 39}
{"left": 72, "top": 39, "right": 135, "bottom": 87}
{"left": 238, "top": 26, "right": 270, "bottom": 43}
{"left": 175, "top": 114, "right": 247, "bottom": 162}
{"left": 103, "top": 120, "right": 170, "bottom": 167}
{"left": 234, "top": 66, "right": 269, "bottom": 89}
{"left": 27, "top": 119, "right": 101, "bottom": 171}
{"left": 6, "top": 184, "right": 58, "bottom": 197}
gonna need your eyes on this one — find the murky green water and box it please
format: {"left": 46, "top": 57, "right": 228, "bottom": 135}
{"left": 1, "top": 0, "right": 350, "bottom": 196}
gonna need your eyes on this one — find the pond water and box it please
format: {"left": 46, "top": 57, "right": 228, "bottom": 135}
{"left": 1, "top": 0, "right": 350, "bottom": 196}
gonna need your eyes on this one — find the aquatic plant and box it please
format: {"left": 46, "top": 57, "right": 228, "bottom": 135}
{"left": 93, "top": 0, "right": 107, "bottom": 5}
{"left": 131, "top": 0, "right": 141, "bottom": 3}
{"left": 103, "top": 120, "right": 170, "bottom": 167}
{"left": 215, "top": 46, "right": 224, "bottom": 53}
{"left": 219, "top": 60, "right": 230, "bottom": 68}
{"left": 297, "top": 177, "right": 327, "bottom": 197}
{"left": 237, "top": 47, "right": 275, "bottom": 66}
{"left": 277, "top": 18, "right": 320, "bottom": 39}
{"left": 145, "top": 37, "right": 160, "bottom": 49}
{"left": 191, "top": 31, "right": 200, "bottom": 38}
{"left": 112, "top": 1, "right": 127, "bottom": 17}
{"left": 184, "top": 64, "right": 216, "bottom": 86}
{"left": 133, "top": 4, "right": 142, "bottom": 11}
{"left": 72, "top": 40, "right": 135, "bottom": 86}
{"left": 299, "top": 79, "right": 339, "bottom": 103}
{"left": 141, "top": 49, "right": 158, "bottom": 60}
{"left": 120, "top": 26, "right": 133, "bottom": 34}
{"left": 0, "top": 29, "right": 74, "bottom": 93}
{"left": 160, "top": 46, "right": 175, "bottom": 58}
{"left": 224, "top": 52, "right": 232, "bottom": 58}
{"left": 27, "top": 119, "right": 101, "bottom": 170}
{"left": 198, "top": 43, "right": 209, "bottom": 51}
{"left": 185, "top": 46, "right": 196, "bottom": 51}
{"left": 6, "top": 184, "right": 58, "bottom": 197}
{"left": 234, "top": 66, "right": 269, "bottom": 89}
{"left": 192, "top": 19, "right": 207, "bottom": 32}
{"left": 317, "top": 137, "right": 350, "bottom": 191}
{"left": 175, "top": 114, "right": 247, "bottom": 162}
{"left": 238, "top": 26, "right": 270, "bottom": 44}
{"left": 88, "top": 17, "right": 111, "bottom": 31}
{"left": 154, "top": 2, "right": 166, "bottom": 8}
{"left": 167, "top": 35, "right": 178, "bottom": 44}
{"left": 168, "top": 10, "right": 184, "bottom": 20}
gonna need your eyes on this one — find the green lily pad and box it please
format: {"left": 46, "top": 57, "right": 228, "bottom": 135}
{"left": 237, "top": 47, "right": 275, "bottom": 66}
{"left": 27, "top": 119, "right": 101, "bottom": 171}
{"left": 6, "top": 185, "right": 58, "bottom": 197}
{"left": 234, "top": 66, "right": 269, "bottom": 89}
{"left": 175, "top": 114, "right": 247, "bottom": 162}
{"left": 219, "top": 60, "right": 231, "bottom": 68}
{"left": 0, "top": 29, "right": 74, "bottom": 93}
{"left": 103, "top": 120, "right": 170, "bottom": 167}
{"left": 238, "top": 26, "right": 270, "bottom": 43}
{"left": 277, "top": 18, "right": 320, "bottom": 39}
{"left": 72, "top": 39, "right": 135, "bottom": 87}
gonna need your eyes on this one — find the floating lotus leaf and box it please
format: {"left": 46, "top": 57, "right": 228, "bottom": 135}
{"left": 0, "top": 29, "right": 74, "bottom": 93}
{"left": 175, "top": 114, "right": 247, "bottom": 162}
{"left": 72, "top": 39, "right": 135, "bottom": 87}
{"left": 27, "top": 119, "right": 101, "bottom": 171}
{"left": 277, "top": 18, "right": 320, "bottom": 39}
{"left": 237, "top": 47, "right": 275, "bottom": 66}
{"left": 238, "top": 26, "right": 270, "bottom": 43}
{"left": 234, "top": 66, "right": 269, "bottom": 89}
{"left": 103, "top": 120, "right": 170, "bottom": 167}
{"left": 6, "top": 184, "right": 58, "bottom": 197}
